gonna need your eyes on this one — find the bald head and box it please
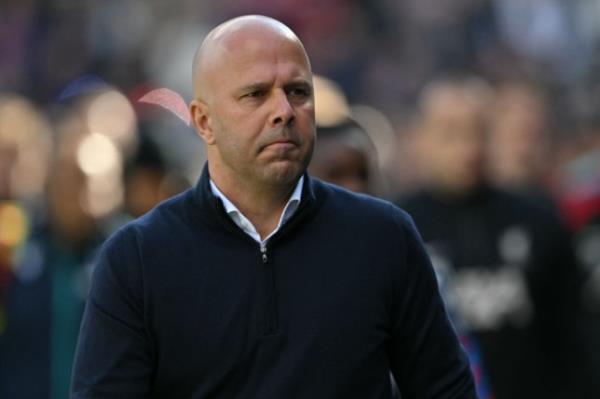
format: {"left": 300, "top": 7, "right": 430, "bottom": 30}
{"left": 192, "top": 15, "right": 309, "bottom": 101}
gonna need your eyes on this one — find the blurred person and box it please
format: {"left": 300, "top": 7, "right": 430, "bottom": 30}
{"left": 0, "top": 94, "right": 53, "bottom": 398}
{"left": 556, "top": 114, "right": 600, "bottom": 231}
{"left": 556, "top": 108, "right": 600, "bottom": 397}
{"left": 0, "top": 94, "right": 52, "bottom": 293}
{"left": 0, "top": 106, "right": 120, "bottom": 399}
{"left": 399, "top": 77, "right": 582, "bottom": 399}
{"left": 573, "top": 211, "right": 600, "bottom": 397}
{"left": 123, "top": 130, "right": 190, "bottom": 220}
{"left": 308, "top": 75, "right": 378, "bottom": 195}
{"left": 0, "top": 94, "right": 51, "bottom": 204}
{"left": 71, "top": 15, "right": 476, "bottom": 398}
{"left": 486, "top": 81, "right": 557, "bottom": 212}
{"left": 309, "top": 119, "right": 376, "bottom": 195}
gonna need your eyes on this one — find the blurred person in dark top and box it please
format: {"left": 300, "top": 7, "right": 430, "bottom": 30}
{"left": 398, "top": 77, "right": 583, "bottom": 399}
{"left": 561, "top": 113, "right": 600, "bottom": 397}
{"left": 573, "top": 211, "right": 600, "bottom": 397}
{"left": 0, "top": 107, "right": 117, "bottom": 399}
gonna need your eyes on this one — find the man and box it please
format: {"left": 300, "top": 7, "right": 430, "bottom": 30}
{"left": 399, "top": 78, "right": 581, "bottom": 399}
{"left": 71, "top": 16, "right": 475, "bottom": 398}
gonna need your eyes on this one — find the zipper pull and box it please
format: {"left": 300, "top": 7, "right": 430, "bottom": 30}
{"left": 260, "top": 244, "right": 268, "bottom": 263}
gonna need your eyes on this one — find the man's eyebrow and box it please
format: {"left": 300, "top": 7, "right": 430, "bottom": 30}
{"left": 237, "top": 79, "right": 312, "bottom": 95}
{"left": 238, "top": 82, "right": 271, "bottom": 94}
{"left": 286, "top": 79, "right": 312, "bottom": 88}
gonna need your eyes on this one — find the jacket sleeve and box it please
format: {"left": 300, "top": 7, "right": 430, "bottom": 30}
{"left": 70, "top": 226, "right": 154, "bottom": 399}
{"left": 389, "top": 209, "right": 477, "bottom": 399}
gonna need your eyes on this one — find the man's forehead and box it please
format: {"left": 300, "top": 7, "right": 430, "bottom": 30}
{"left": 216, "top": 26, "right": 308, "bottom": 66}
{"left": 212, "top": 34, "right": 311, "bottom": 86}
{"left": 194, "top": 16, "right": 311, "bottom": 98}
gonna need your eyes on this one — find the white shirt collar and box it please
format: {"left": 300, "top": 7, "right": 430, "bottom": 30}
{"left": 209, "top": 176, "right": 304, "bottom": 246}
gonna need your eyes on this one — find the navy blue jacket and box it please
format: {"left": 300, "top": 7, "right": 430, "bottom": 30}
{"left": 71, "top": 167, "right": 475, "bottom": 398}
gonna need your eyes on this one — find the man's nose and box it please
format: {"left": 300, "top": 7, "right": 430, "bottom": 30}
{"left": 270, "top": 90, "right": 295, "bottom": 127}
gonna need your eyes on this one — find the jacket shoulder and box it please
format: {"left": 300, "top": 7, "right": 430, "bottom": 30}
{"left": 314, "top": 179, "right": 416, "bottom": 232}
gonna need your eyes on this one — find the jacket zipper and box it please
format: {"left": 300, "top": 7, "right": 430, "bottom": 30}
{"left": 260, "top": 242, "right": 277, "bottom": 335}
{"left": 260, "top": 243, "right": 268, "bottom": 263}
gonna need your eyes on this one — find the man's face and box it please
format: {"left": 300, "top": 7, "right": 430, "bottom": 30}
{"left": 203, "top": 33, "right": 315, "bottom": 187}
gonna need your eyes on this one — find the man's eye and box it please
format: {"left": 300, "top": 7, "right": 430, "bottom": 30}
{"left": 288, "top": 87, "right": 311, "bottom": 98}
{"left": 244, "top": 90, "right": 265, "bottom": 98}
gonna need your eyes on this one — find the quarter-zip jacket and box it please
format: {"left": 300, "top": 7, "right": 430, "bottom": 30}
{"left": 71, "top": 166, "right": 475, "bottom": 399}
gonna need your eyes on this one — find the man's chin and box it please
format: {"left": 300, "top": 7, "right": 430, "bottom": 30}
{"left": 261, "top": 160, "right": 304, "bottom": 186}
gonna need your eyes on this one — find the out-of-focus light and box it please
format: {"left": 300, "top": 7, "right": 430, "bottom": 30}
{"left": 86, "top": 90, "right": 137, "bottom": 153}
{"left": 0, "top": 202, "right": 28, "bottom": 248}
{"left": 313, "top": 75, "right": 350, "bottom": 127}
{"left": 76, "top": 132, "right": 124, "bottom": 218}
{"left": 82, "top": 173, "right": 124, "bottom": 219}
{"left": 76, "top": 133, "right": 121, "bottom": 177}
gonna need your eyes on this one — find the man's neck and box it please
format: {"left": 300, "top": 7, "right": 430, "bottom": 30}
{"left": 209, "top": 164, "right": 299, "bottom": 239}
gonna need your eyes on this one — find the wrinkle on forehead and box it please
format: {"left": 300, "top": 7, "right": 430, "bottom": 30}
{"left": 192, "top": 15, "right": 309, "bottom": 101}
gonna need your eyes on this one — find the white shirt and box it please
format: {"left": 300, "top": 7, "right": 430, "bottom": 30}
{"left": 209, "top": 176, "right": 304, "bottom": 249}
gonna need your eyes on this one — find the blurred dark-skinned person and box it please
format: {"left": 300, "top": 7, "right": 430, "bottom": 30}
{"left": 71, "top": 15, "right": 475, "bottom": 398}
{"left": 398, "top": 77, "right": 582, "bottom": 399}
{"left": 308, "top": 75, "right": 381, "bottom": 195}
{"left": 308, "top": 76, "right": 377, "bottom": 195}
{"left": 310, "top": 119, "right": 375, "bottom": 194}
{"left": 122, "top": 129, "right": 190, "bottom": 220}
{"left": 0, "top": 97, "right": 125, "bottom": 399}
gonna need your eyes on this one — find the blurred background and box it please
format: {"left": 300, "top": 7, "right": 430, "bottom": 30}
{"left": 1, "top": 1, "right": 600, "bottom": 398}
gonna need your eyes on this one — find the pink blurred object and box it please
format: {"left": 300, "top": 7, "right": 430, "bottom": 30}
{"left": 139, "top": 88, "right": 190, "bottom": 125}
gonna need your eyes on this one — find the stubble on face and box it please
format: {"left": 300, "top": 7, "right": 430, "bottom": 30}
{"left": 212, "top": 106, "right": 314, "bottom": 189}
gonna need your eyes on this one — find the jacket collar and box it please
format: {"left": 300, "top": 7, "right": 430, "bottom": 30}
{"left": 191, "top": 163, "right": 323, "bottom": 241}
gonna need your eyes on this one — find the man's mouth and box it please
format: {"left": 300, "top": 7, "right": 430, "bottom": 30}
{"left": 262, "top": 139, "right": 298, "bottom": 151}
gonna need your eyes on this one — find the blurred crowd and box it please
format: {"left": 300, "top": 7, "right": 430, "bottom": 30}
{"left": 2, "top": 0, "right": 600, "bottom": 398}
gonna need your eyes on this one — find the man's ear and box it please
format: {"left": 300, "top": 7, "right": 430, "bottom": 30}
{"left": 190, "top": 99, "right": 216, "bottom": 145}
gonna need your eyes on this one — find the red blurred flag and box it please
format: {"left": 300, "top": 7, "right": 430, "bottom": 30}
{"left": 139, "top": 88, "right": 190, "bottom": 126}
